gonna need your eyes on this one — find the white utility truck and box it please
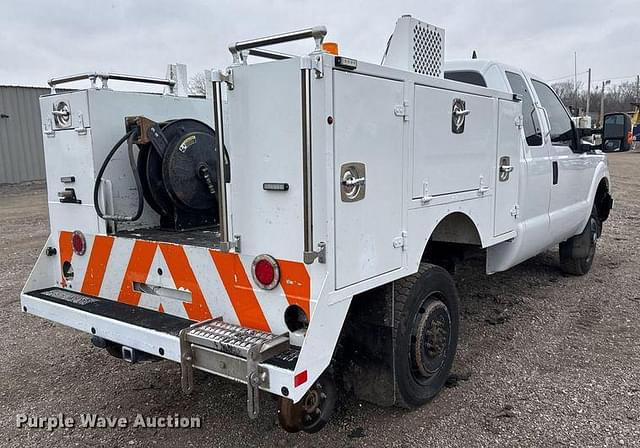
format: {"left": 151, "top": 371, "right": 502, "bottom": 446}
{"left": 22, "top": 16, "right": 618, "bottom": 432}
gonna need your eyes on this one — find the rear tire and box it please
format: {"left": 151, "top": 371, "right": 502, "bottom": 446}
{"left": 277, "top": 373, "right": 336, "bottom": 433}
{"left": 559, "top": 206, "right": 600, "bottom": 276}
{"left": 393, "top": 263, "right": 459, "bottom": 407}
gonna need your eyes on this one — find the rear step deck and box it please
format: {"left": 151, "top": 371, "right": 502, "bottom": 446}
{"left": 22, "top": 287, "right": 298, "bottom": 418}
{"left": 29, "top": 287, "right": 192, "bottom": 335}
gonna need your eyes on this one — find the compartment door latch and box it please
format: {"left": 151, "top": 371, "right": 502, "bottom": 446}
{"left": 340, "top": 162, "right": 366, "bottom": 202}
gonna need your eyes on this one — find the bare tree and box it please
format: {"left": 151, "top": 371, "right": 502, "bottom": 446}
{"left": 551, "top": 80, "right": 584, "bottom": 113}
{"left": 552, "top": 79, "right": 638, "bottom": 117}
{"left": 189, "top": 72, "right": 207, "bottom": 96}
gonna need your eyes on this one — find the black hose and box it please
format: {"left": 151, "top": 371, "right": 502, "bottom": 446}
{"left": 126, "top": 130, "right": 145, "bottom": 221}
{"left": 93, "top": 128, "right": 144, "bottom": 222}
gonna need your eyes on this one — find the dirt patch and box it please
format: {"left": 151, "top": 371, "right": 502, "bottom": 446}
{"left": 0, "top": 154, "right": 639, "bottom": 447}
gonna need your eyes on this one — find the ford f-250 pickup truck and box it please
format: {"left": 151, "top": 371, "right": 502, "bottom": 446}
{"left": 21, "top": 15, "right": 619, "bottom": 432}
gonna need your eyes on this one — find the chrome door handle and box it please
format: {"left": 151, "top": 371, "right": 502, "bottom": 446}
{"left": 498, "top": 156, "right": 513, "bottom": 182}
{"left": 453, "top": 109, "right": 470, "bottom": 117}
{"left": 341, "top": 176, "right": 366, "bottom": 187}
{"left": 500, "top": 165, "right": 514, "bottom": 173}
{"left": 340, "top": 162, "right": 366, "bottom": 202}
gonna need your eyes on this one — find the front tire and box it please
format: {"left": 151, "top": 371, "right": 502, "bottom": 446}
{"left": 394, "top": 263, "right": 460, "bottom": 407}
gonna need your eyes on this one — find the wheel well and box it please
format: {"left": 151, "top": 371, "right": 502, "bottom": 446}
{"left": 422, "top": 212, "right": 483, "bottom": 272}
{"left": 430, "top": 212, "right": 482, "bottom": 246}
{"left": 594, "top": 178, "right": 612, "bottom": 222}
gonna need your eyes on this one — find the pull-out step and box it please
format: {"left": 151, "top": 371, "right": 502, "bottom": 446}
{"left": 180, "top": 320, "right": 290, "bottom": 418}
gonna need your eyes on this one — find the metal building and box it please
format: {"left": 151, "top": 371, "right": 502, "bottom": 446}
{"left": 0, "top": 86, "right": 48, "bottom": 184}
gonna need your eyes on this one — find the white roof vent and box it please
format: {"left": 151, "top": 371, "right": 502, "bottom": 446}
{"left": 382, "top": 15, "right": 445, "bottom": 78}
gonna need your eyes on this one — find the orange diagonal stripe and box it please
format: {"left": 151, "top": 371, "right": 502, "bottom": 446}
{"left": 210, "top": 250, "right": 270, "bottom": 332}
{"left": 81, "top": 235, "right": 114, "bottom": 297}
{"left": 160, "top": 243, "right": 212, "bottom": 321}
{"left": 278, "top": 259, "right": 311, "bottom": 318}
{"left": 118, "top": 240, "right": 157, "bottom": 306}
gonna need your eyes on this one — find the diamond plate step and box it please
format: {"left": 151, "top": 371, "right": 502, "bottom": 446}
{"left": 186, "top": 320, "right": 281, "bottom": 359}
{"left": 179, "top": 319, "right": 290, "bottom": 419}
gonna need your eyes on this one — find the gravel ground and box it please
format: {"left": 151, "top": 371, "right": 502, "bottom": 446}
{"left": 0, "top": 152, "right": 639, "bottom": 447}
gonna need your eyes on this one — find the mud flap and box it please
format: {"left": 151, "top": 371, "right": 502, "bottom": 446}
{"left": 339, "top": 284, "right": 397, "bottom": 406}
{"left": 568, "top": 218, "right": 597, "bottom": 259}
{"left": 598, "top": 192, "right": 613, "bottom": 223}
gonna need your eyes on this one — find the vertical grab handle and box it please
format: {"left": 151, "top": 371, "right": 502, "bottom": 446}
{"left": 301, "top": 66, "right": 326, "bottom": 264}
{"left": 301, "top": 67, "right": 315, "bottom": 264}
{"left": 212, "top": 76, "right": 231, "bottom": 251}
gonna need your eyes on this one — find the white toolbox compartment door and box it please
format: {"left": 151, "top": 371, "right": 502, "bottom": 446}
{"left": 494, "top": 99, "right": 521, "bottom": 236}
{"left": 333, "top": 70, "right": 404, "bottom": 289}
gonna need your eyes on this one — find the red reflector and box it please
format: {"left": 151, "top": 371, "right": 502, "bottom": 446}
{"left": 71, "top": 231, "right": 86, "bottom": 255}
{"left": 254, "top": 259, "right": 275, "bottom": 285}
{"left": 294, "top": 370, "right": 308, "bottom": 387}
{"left": 251, "top": 254, "right": 280, "bottom": 290}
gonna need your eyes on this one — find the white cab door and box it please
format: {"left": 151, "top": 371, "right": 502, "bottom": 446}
{"left": 333, "top": 70, "right": 404, "bottom": 289}
{"left": 530, "top": 79, "right": 596, "bottom": 240}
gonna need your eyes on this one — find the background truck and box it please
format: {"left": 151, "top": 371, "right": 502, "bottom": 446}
{"left": 21, "top": 15, "right": 617, "bottom": 433}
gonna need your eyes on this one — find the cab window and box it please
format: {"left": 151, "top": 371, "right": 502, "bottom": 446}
{"left": 531, "top": 79, "right": 574, "bottom": 147}
{"left": 505, "top": 71, "right": 542, "bottom": 146}
{"left": 444, "top": 71, "right": 487, "bottom": 87}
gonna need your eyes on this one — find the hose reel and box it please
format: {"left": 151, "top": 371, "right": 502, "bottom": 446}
{"left": 94, "top": 116, "right": 229, "bottom": 232}
{"left": 133, "top": 117, "right": 230, "bottom": 231}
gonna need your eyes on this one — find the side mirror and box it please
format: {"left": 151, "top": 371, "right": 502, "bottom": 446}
{"left": 602, "top": 112, "right": 633, "bottom": 152}
{"left": 578, "top": 141, "right": 597, "bottom": 153}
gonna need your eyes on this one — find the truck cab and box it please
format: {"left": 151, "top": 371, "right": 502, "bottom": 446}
{"left": 444, "top": 59, "right": 612, "bottom": 273}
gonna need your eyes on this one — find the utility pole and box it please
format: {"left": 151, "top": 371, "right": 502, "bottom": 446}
{"left": 586, "top": 68, "right": 591, "bottom": 118}
{"left": 636, "top": 74, "right": 639, "bottom": 102}
{"left": 599, "top": 80, "right": 610, "bottom": 127}
{"left": 574, "top": 52, "right": 578, "bottom": 111}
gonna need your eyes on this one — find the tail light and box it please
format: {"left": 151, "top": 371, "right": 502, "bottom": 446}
{"left": 627, "top": 131, "right": 633, "bottom": 145}
{"left": 251, "top": 254, "right": 280, "bottom": 290}
{"left": 71, "top": 230, "right": 86, "bottom": 255}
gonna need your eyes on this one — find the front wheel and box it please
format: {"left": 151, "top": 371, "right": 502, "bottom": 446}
{"left": 559, "top": 207, "right": 600, "bottom": 276}
{"left": 394, "top": 263, "right": 460, "bottom": 407}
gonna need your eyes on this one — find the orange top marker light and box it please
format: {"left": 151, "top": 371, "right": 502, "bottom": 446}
{"left": 322, "top": 42, "right": 339, "bottom": 55}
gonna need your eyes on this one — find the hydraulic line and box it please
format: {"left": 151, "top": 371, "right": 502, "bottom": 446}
{"left": 93, "top": 128, "right": 144, "bottom": 222}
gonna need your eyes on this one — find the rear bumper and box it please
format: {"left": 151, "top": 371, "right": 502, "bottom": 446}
{"left": 22, "top": 289, "right": 184, "bottom": 361}
{"left": 20, "top": 288, "right": 297, "bottom": 402}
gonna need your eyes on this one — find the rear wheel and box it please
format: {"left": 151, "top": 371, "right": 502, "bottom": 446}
{"left": 393, "top": 263, "right": 459, "bottom": 407}
{"left": 277, "top": 373, "right": 336, "bottom": 433}
{"left": 559, "top": 206, "right": 600, "bottom": 276}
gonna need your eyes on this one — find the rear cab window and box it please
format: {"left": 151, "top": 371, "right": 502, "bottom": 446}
{"left": 444, "top": 71, "right": 487, "bottom": 87}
